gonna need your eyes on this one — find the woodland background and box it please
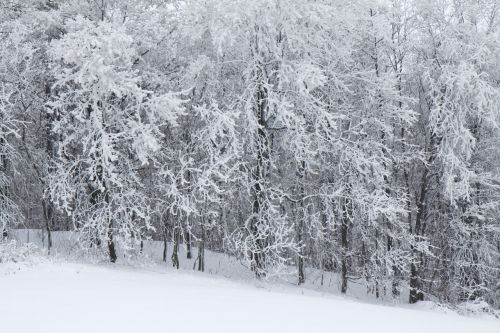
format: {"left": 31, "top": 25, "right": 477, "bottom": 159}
{"left": 0, "top": 0, "right": 499, "bottom": 307}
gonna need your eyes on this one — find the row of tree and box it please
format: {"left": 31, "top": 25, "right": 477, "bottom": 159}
{"left": 1, "top": 0, "right": 499, "bottom": 306}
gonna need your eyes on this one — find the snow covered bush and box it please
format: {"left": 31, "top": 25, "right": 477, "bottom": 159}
{"left": 0, "top": 240, "right": 38, "bottom": 264}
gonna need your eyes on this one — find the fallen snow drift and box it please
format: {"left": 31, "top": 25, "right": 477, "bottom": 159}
{"left": 1, "top": 261, "right": 498, "bottom": 333}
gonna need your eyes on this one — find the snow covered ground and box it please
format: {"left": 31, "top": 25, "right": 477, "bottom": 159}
{"left": 2, "top": 230, "right": 499, "bottom": 333}
{"left": 0, "top": 259, "right": 498, "bottom": 333}
{"left": 10, "top": 229, "right": 404, "bottom": 301}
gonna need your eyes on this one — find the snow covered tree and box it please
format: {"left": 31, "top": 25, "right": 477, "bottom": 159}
{"left": 48, "top": 16, "right": 184, "bottom": 261}
{"left": 404, "top": 0, "right": 500, "bottom": 303}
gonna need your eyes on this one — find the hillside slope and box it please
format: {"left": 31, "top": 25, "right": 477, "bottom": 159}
{"left": 1, "top": 260, "right": 498, "bottom": 333}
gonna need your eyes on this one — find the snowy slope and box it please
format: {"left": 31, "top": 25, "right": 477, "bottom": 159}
{"left": 10, "top": 229, "right": 405, "bottom": 301}
{"left": 1, "top": 260, "right": 498, "bottom": 333}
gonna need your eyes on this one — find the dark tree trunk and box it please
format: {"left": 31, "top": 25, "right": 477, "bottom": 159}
{"left": 409, "top": 173, "right": 427, "bottom": 303}
{"left": 41, "top": 199, "right": 53, "bottom": 254}
{"left": 374, "top": 228, "right": 381, "bottom": 298}
{"left": 108, "top": 224, "right": 117, "bottom": 263}
{"left": 296, "top": 204, "right": 305, "bottom": 285}
{"left": 297, "top": 160, "right": 306, "bottom": 285}
{"left": 250, "top": 69, "right": 270, "bottom": 279}
{"left": 197, "top": 224, "right": 205, "bottom": 272}
{"left": 162, "top": 213, "right": 169, "bottom": 262}
{"left": 184, "top": 161, "right": 193, "bottom": 260}
{"left": 186, "top": 230, "right": 192, "bottom": 259}
{"left": 340, "top": 224, "right": 348, "bottom": 293}
{"left": 171, "top": 227, "right": 180, "bottom": 269}
{"left": 409, "top": 133, "right": 440, "bottom": 304}
{"left": 297, "top": 210, "right": 305, "bottom": 284}
{"left": 298, "top": 251, "right": 305, "bottom": 285}
{"left": 0, "top": 135, "right": 8, "bottom": 242}
{"left": 340, "top": 196, "right": 351, "bottom": 294}
{"left": 387, "top": 234, "right": 400, "bottom": 297}
{"left": 104, "top": 184, "right": 116, "bottom": 263}
{"left": 43, "top": 86, "right": 57, "bottom": 254}
{"left": 163, "top": 236, "right": 168, "bottom": 263}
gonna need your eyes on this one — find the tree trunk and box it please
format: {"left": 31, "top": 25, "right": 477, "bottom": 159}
{"left": 297, "top": 160, "right": 306, "bottom": 285}
{"left": 108, "top": 223, "right": 117, "bottom": 263}
{"left": 41, "top": 199, "right": 53, "bottom": 254}
{"left": 171, "top": 226, "right": 180, "bottom": 269}
{"left": 297, "top": 203, "right": 305, "bottom": 285}
{"left": 298, "top": 250, "right": 305, "bottom": 285}
{"left": 340, "top": 196, "right": 351, "bottom": 294}
{"left": 387, "top": 234, "right": 400, "bottom": 297}
{"left": 250, "top": 70, "right": 269, "bottom": 278}
{"left": 0, "top": 136, "right": 8, "bottom": 242}
{"left": 197, "top": 224, "right": 205, "bottom": 272}
{"left": 186, "top": 229, "right": 192, "bottom": 259}
{"left": 296, "top": 207, "right": 305, "bottom": 284}
{"left": 409, "top": 168, "right": 429, "bottom": 303}
{"left": 162, "top": 213, "right": 169, "bottom": 262}
{"left": 409, "top": 123, "right": 442, "bottom": 303}
{"left": 340, "top": 225, "right": 348, "bottom": 293}
{"left": 163, "top": 235, "right": 168, "bottom": 263}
